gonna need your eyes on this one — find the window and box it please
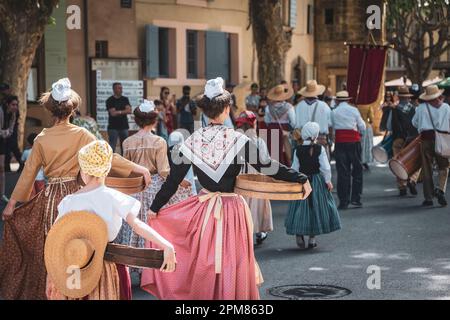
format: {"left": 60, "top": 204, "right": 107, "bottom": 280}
{"left": 307, "top": 4, "right": 313, "bottom": 34}
{"left": 158, "top": 28, "right": 170, "bottom": 78}
{"left": 187, "top": 30, "right": 198, "bottom": 79}
{"left": 95, "top": 40, "right": 108, "bottom": 58}
{"left": 146, "top": 25, "right": 177, "bottom": 79}
{"left": 120, "top": 0, "right": 132, "bottom": 8}
{"left": 325, "top": 8, "right": 334, "bottom": 25}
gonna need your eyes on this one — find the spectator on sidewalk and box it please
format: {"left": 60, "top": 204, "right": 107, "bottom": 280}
{"left": 3, "top": 95, "right": 23, "bottom": 172}
{"left": 176, "top": 86, "right": 197, "bottom": 134}
{"left": 106, "top": 82, "right": 132, "bottom": 154}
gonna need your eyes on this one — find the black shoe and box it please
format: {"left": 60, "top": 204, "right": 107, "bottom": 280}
{"left": 422, "top": 200, "right": 434, "bottom": 207}
{"left": 408, "top": 181, "right": 418, "bottom": 196}
{"left": 351, "top": 201, "right": 363, "bottom": 208}
{"left": 338, "top": 203, "right": 349, "bottom": 210}
{"left": 435, "top": 189, "right": 448, "bottom": 207}
{"left": 256, "top": 232, "right": 268, "bottom": 245}
{"left": 399, "top": 189, "right": 407, "bottom": 197}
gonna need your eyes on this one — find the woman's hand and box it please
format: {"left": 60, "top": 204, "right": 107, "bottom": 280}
{"left": 147, "top": 209, "right": 157, "bottom": 223}
{"left": 326, "top": 182, "right": 334, "bottom": 192}
{"left": 133, "top": 164, "right": 151, "bottom": 187}
{"left": 2, "top": 201, "right": 16, "bottom": 221}
{"left": 160, "top": 245, "right": 177, "bottom": 273}
{"left": 180, "top": 179, "right": 191, "bottom": 188}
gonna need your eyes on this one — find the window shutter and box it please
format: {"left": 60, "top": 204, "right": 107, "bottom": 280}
{"left": 146, "top": 25, "right": 159, "bottom": 79}
{"left": 290, "top": 0, "right": 297, "bottom": 28}
{"left": 205, "top": 31, "right": 229, "bottom": 81}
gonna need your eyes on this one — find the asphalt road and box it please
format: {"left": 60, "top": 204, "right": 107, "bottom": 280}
{"left": 2, "top": 162, "right": 450, "bottom": 300}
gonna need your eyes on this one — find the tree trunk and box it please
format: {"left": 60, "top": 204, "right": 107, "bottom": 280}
{"left": 0, "top": 1, "right": 58, "bottom": 149}
{"left": 249, "top": 0, "right": 292, "bottom": 89}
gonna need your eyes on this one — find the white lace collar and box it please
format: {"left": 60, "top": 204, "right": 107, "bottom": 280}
{"left": 180, "top": 125, "right": 249, "bottom": 183}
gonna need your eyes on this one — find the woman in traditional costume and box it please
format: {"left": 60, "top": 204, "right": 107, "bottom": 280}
{"left": 0, "top": 78, "right": 151, "bottom": 300}
{"left": 116, "top": 100, "right": 193, "bottom": 257}
{"left": 236, "top": 111, "right": 273, "bottom": 245}
{"left": 264, "top": 84, "right": 296, "bottom": 166}
{"left": 285, "top": 122, "right": 341, "bottom": 249}
{"left": 45, "top": 140, "right": 176, "bottom": 300}
{"left": 140, "top": 78, "right": 308, "bottom": 300}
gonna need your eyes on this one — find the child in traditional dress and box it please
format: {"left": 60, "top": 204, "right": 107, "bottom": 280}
{"left": 236, "top": 111, "right": 273, "bottom": 245}
{"left": 46, "top": 140, "right": 176, "bottom": 300}
{"left": 285, "top": 122, "right": 341, "bottom": 249}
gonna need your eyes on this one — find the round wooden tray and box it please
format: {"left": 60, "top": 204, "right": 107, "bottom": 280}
{"left": 235, "top": 174, "right": 312, "bottom": 201}
{"left": 105, "top": 173, "right": 146, "bottom": 195}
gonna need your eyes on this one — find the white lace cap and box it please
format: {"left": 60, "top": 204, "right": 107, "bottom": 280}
{"left": 51, "top": 78, "right": 72, "bottom": 102}
{"left": 204, "top": 77, "right": 225, "bottom": 99}
{"left": 139, "top": 99, "right": 155, "bottom": 113}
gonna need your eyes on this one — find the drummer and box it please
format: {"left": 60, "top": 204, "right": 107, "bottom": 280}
{"left": 331, "top": 91, "right": 366, "bottom": 210}
{"left": 412, "top": 85, "right": 450, "bottom": 207}
{"left": 380, "top": 86, "right": 420, "bottom": 197}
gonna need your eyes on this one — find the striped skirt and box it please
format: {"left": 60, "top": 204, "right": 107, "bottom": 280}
{"left": 285, "top": 174, "right": 341, "bottom": 236}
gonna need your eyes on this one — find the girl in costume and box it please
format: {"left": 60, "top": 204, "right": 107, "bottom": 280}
{"left": 45, "top": 140, "right": 176, "bottom": 300}
{"left": 235, "top": 111, "right": 273, "bottom": 245}
{"left": 285, "top": 122, "right": 341, "bottom": 249}
{"left": 0, "top": 78, "right": 151, "bottom": 300}
{"left": 140, "top": 77, "right": 308, "bottom": 300}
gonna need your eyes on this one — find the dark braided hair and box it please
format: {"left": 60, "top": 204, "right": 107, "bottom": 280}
{"left": 197, "top": 91, "right": 231, "bottom": 119}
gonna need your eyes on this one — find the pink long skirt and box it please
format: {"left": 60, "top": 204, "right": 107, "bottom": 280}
{"left": 141, "top": 192, "right": 262, "bottom": 300}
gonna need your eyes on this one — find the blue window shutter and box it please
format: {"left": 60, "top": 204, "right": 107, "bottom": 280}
{"left": 290, "top": 0, "right": 297, "bottom": 28}
{"left": 146, "top": 25, "right": 159, "bottom": 78}
{"left": 205, "top": 31, "right": 229, "bottom": 81}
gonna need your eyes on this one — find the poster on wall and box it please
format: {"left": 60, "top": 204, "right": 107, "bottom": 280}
{"left": 96, "top": 70, "right": 144, "bottom": 131}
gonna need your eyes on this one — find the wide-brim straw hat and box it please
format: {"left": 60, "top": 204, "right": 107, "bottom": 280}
{"left": 299, "top": 80, "right": 326, "bottom": 98}
{"left": 44, "top": 211, "right": 108, "bottom": 299}
{"left": 335, "top": 90, "right": 353, "bottom": 101}
{"left": 267, "top": 84, "right": 294, "bottom": 102}
{"left": 398, "top": 86, "right": 413, "bottom": 97}
{"left": 420, "top": 85, "right": 444, "bottom": 101}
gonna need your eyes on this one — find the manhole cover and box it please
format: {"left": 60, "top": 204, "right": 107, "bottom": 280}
{"left": 268, "top": 285, "right": 351, "bottom": 300}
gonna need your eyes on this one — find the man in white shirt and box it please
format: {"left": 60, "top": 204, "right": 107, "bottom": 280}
{"left": 332, "top": 91, "right": 366, "bottom": 210}
{"left": 412, "top": 85, "right": 450, "bottom": 207}
{"left": 295, "top": 80, "right": 332, "bottom": 153}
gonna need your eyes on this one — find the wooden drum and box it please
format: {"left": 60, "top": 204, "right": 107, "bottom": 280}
{"left": 105, "top": 173, "right": 146, "bottom": 195}
{"left": 235, "top": 174, "right": 312, "bottom": 201}
{"left": 389, "top": 136, "right": 422, "bottom": 181}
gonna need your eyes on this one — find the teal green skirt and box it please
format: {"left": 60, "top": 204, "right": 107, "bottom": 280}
{"left": 285, "top": 174, "right": 341, "bottom": 236}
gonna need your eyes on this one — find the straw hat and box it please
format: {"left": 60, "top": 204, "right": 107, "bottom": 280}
{"left": 398, "top": 86, "right": 413, "bottom": 97}
{"left": 267, "top": 84, "right": 294, "bottom": 102}
{"left": 44, "top": 211, "right": 108, "bottom": 298}
{"left": 299, "top": 80, "right": 326, "bottom": 98}
{"left": 335, "top": 91, "right": 353, "bottom": 101}
{"left": 420, "top": 85, "right": 444, "bottom": 101}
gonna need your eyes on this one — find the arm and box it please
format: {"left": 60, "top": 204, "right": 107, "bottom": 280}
{"left": 126, "top": 213, "right": 176, "bottom": 272}
{"left": 319, "top": 146, "right": 332, "bottom": 184}
{"left": 356, "top": 111, "right": 366, "bottom": 134}
{"left": 149, "top": 148, "right": 191, "bottom": 213}
{"left": 291, "top": 150, "right": 300, "bottom": 171}
{"left": 3, "top": 141, "right": 43, "bottom": 220}
{"left": 245, "top": 139, "right": 308, "bottom": 184}
{"left": 288, "top": 107, "right": 296, "bottom": 129}
{"left": 412, "top": 109, "right": 419, "bottom": 129}
{"left": 156, "top": 139, "right": 170, "bottom": 178}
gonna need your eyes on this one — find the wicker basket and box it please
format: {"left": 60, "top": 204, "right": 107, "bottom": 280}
{"left": 235, "top": 174, "right": 312, "bottom": 201}
{"left": 105, "top": 173, "right": 146, "bottom": 195}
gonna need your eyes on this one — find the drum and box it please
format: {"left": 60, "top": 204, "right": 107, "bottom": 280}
{"left": 389, "top": 136, "right": 422, "bottom": 181}
{"left": 372, "top": 135, "right": 394, "bottom": 163}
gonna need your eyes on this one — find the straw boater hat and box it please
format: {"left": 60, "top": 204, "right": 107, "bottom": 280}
{"left": 299, "top": 80, "right": 326, "bottom": 98}
{"left": 398, "top": 86, "right": 413, "bottom": 98}
{"left": 267, "top": 84, "right": 294, "bottom": 102}
{"left": 419, "top": 85, "right": 444, "bottom": 101}
{"left": 335, "top": 91, "right": 353, "bottom": 101}
{"left": 44, "top": 211, "right": 108, "bottom": 298}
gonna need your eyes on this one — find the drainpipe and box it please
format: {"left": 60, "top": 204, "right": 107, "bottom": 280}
{"left": 83, "top": 0, "right": 91, "bottom": 115}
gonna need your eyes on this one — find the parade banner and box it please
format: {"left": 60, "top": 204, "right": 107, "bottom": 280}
{"left": 346, "top": 45, "right": 388, "bottom": 134}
